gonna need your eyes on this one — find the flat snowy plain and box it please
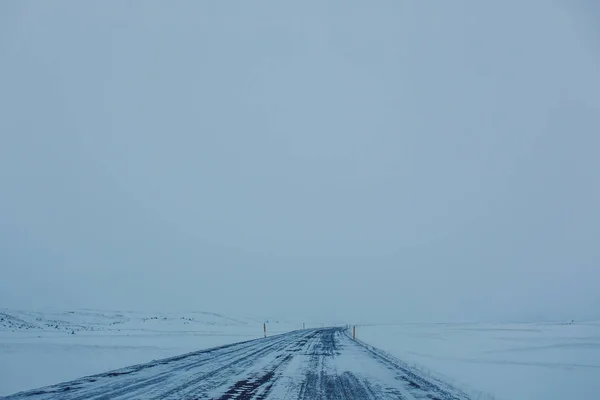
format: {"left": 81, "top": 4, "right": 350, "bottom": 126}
{"left": 359, "top": 322, "right": 600, "bottom": 400}
{"left": 1, "top": 309, "right": 598, "bottom": 399}
{"left": 0, "top": 309, "right": 297, "bottom": 396}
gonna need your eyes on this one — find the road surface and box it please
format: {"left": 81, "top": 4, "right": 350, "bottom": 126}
{"left": 3, "top": 328, "right": 471, "bottom": 400}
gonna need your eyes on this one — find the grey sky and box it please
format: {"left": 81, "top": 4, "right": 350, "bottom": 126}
{"left": 1, "top": 1, "right": 599, "bottom": 323}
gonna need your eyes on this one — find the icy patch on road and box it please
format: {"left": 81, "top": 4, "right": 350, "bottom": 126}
{"left": 358, "top": 322, "right": 600, "bottom": 400}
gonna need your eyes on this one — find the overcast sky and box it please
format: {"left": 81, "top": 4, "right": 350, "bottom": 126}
{"left": 1, "top": 1, "right": 599, "bottom": 324}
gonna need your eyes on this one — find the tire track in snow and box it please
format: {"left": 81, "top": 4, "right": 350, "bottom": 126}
{"left": 4, "top": 329, "right": 473, "bottom": 400}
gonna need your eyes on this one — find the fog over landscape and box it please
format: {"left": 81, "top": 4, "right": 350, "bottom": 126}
{"left": 2, "top": 1, "right": 600, "bottom": 324}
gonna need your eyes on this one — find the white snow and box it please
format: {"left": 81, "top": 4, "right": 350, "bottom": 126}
{"left": 5, "top": 310, "right": 599, "bottom": 399}
{"left": 357, "top": 322, "right": 600, "bottom": 400}
{"left": 0, "top": 308, "right": 298, "bottom": 396}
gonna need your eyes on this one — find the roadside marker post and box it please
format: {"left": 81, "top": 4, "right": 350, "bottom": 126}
{"left": 353, "top": 325, "right": 356, "bottom": 340}
{"left": 264, "top": 323, "right": 266, "bottom": 338}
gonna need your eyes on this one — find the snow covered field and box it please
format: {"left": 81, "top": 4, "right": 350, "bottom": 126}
{"left": 4, "top": 310, "right": 599, "bottom": 399}
{"left": 0, "top": 309, "right": 297, "bottom": 396}
{"left": 358, "top": 322, "right": 600, "bottom": 400}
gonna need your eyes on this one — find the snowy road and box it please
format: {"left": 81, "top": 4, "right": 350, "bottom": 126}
{"left": 3, "top": 328, "right": 471, "bottom": 400}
